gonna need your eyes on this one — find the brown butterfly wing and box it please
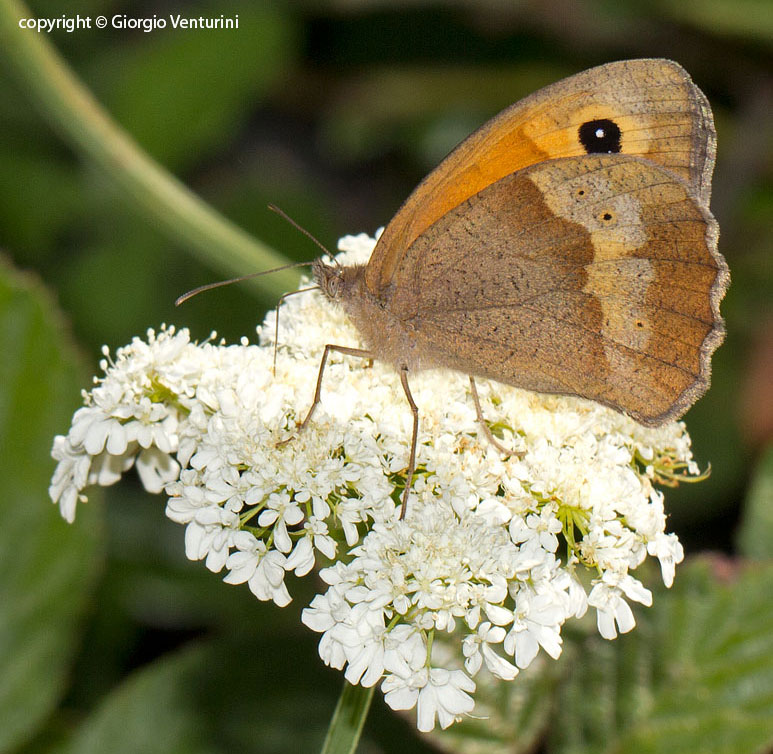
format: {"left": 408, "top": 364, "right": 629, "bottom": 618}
{"left": 383, "top": 154, "right": 727, "bottom": 426}
{"left": 365, "top": 58, "right": 715, "bottom": 296}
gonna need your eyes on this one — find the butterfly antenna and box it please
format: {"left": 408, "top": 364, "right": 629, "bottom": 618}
{"left": 267, "top": 203, "right": 336, "bottom": 263}
{"left": 175, "top": 261, "right": 311, "bottom": 306}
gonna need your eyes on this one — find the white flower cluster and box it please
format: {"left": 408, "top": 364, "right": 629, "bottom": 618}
{"left": 49, "top": 233, "right": 696, "bottom": 732}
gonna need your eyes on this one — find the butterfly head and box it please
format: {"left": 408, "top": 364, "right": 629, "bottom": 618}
{"left": 311, "top": 258, "right": 343, "bottom": 301}
{"left": 312, "top": 257, "right": 366, "bottom": 305}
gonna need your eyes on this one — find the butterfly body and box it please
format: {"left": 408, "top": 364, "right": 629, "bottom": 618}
{"left": 313, "top": 260, "right": 431, "bottom": 372}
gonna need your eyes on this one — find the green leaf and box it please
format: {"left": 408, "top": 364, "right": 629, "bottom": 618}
{"left": 736, "top": 443, "right": 773, "bottom": 559}
{"left": 53, "top": 645, "right": 213, "bottom": 754}
{"left": 0, "top": 258, "right": 102, "bottom": 752}
{"left": 550, "top": 559, "right": 773, "bottom": 754}
{"left": 52, "top": 635, "right": 339, "bottom": 754}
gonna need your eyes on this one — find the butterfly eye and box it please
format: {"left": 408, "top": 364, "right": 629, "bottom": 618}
{"left": 578, "top": 118, "right": 622, "bottom": 154}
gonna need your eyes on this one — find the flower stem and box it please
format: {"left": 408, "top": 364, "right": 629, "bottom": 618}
{"left": 321, "top": 681, "right": 374, "bottom": 754}
{"left": 0, "top": 0, "right": 300, "bottom": 295}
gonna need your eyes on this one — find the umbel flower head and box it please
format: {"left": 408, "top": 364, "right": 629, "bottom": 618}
{"left": 49, "top": 232, "right": 696, "bottom": 732}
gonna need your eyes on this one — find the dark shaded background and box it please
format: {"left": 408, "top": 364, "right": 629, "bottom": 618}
{"left": 1, "top": 1, "right": 771, "bottom": 751}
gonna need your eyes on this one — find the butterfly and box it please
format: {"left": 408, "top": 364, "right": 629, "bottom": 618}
{"left": 290, "top": 59, "right": 729, "bottom": 517}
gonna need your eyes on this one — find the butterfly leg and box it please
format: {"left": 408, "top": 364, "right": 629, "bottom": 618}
{"left": 399, "top": 366, "right": 419, "bottom": 521}
{"left": 278, "top": 344, "right": 373, "bottom": 446}
{"left": 469, "top": 376, "right": 524, "bottom": 458}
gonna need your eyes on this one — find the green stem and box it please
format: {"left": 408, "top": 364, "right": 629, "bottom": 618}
{"left": 321, "top": 681, "right": 374, "bottom": 754}
{"left": 0, "top": 0, "right": 299, "bottom": 295}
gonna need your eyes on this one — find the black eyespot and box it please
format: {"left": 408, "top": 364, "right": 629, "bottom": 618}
{"left": 601, "top": 212, "right": 613, "bottom": 221}
{"left": 635, "top": 321, "right": 645, "bottom": 329}
{"left": 578, "top": 118, "right": 622, "bottom": 154}
{"left": 577, "top": 189, "right": 585, "bottom": 196}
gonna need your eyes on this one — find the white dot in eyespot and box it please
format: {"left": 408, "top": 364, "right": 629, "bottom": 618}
{"left": 595, "top": 128, "right": 606, "bottom": 139}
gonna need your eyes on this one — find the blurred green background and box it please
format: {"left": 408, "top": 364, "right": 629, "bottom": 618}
{"left": 0, "top": 1, "right": 771, "bottom": 752}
